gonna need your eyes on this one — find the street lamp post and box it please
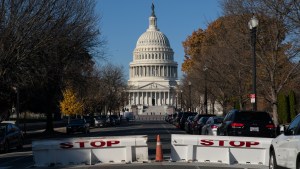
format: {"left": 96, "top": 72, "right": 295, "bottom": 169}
{"left": 188, "top": 81, "right": 192, "bottom": 112}
{"left": 12, "top": 86, "right": 20, "bottom": 126}
{"left": 248, "top": 15, "right": 259, "bottom": 111}
{"left": 203, "top": 66, "right": 208, "bottom": 114}
{"left": 175, "top": 94, "right": 178, "bottom": 110}
{"left": 180, "top": 90, "right": 183, "bottom": 111}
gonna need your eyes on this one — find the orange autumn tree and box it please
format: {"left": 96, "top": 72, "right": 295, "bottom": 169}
{"left": 182, "top": 16, "right": 252, "bottom": 112}
{"left": 182, "top": 13, "right": 296, "bottom": 124}
{"left": 182, "top": 29, "right": 206, "bottom": 73}
{"left": 60, "top": 87, "right": 84, "bottom": 118}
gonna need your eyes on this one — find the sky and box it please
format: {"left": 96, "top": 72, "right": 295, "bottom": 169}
{"left": 96, "top": 0, "right": 222, "bottom": 79}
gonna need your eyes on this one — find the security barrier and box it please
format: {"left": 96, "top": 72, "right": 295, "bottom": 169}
{"left": 171, "top": 134, "right": 273, "bottom": 166}
{"left": 32, "top": 135, "right": 148, "bottom": 167}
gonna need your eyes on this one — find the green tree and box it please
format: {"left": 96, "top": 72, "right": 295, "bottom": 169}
{"left": 277, "top": 92, "right": 289, "bottom": 124}
{"left": 289, "top": 90, "right": 297, "bottom": 122}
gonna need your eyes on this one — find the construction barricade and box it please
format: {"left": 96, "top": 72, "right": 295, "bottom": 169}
{"left": 171, "top": 134, "right": 273, "bottom": 166}
{"left": 32, "top": 135, "right": 148, "bottom": 167}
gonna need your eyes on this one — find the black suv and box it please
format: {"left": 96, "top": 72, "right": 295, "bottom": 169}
{"left": 217, "top": 109, "right": 276, "bottom": 138}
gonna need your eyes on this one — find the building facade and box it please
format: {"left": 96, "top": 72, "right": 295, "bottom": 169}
{"left": 127, "top": 3, "right": 178, "bottom": 114}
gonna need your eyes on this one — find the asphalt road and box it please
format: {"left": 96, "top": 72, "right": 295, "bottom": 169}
{"left": 0, "top": 119, "right": 268, "bottom": 169}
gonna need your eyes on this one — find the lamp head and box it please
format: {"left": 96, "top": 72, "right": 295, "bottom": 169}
{"left": 248, "top": 15, "right": 259, "bottom": 29}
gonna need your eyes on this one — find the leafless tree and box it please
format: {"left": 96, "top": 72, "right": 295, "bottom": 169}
{"left": 221, "top": 0, "right": 300, "bottom": 125}
{"left": 0, "top": 0, "right": 104, "bottom": 132}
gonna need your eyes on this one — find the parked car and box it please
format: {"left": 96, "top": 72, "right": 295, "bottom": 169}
{"left": 184, "top": 115, "right": 195, "bottom": 134}
{"left": 269, "top": 114, "right": 300, "bottom": 169}
{"left": 217, "top": 109, "right": 276, "bottom": 138}
{"left": 106, "top": 116, "right": 116, "bottom": 126}
{"left": 179, "top": 112, "right": 197, "bottom": 130}
{"left": 173, "top": 112, "right": 183, "bottom": 127}
{"left": 109, "top": 115, "right": 121, "bottom": 125}
{"left": 83, "top": 116, "right": 95, "bottom": 127}
{"left": 169, "top": 113, "right": 177, "bottom": 124}
{"left": 192, "top": 116, "right": 210, "bottom": 135}
{"left": 66, "top": 119, "right": 90, "bottom": 134}
{"left": 191, "top": 114, "right": 215, "bottom": 134}
{"left": 201, "top": 116, "right": 224, "bottom": 136}
{"left": 94, "top": 115, "right": 107, "bottom": 128}
{"left": 0, "top": 122, "right": 24, "bottom": 153}
{"left": 164, "top": 114, "right": 172, "bottom": 123}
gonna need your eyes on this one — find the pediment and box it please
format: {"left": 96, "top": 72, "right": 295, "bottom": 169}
{"left": 138, "top": 82, "right": 168, "bottom": 90}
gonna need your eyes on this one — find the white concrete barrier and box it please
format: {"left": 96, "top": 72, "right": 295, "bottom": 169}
{"left": 171, "top": 134, "right": 273, "bottom": 166}
{"left": 32, "top": 135, "right": 148, "bottom": 167}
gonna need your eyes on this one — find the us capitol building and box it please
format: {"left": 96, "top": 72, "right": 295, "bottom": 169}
{"left": 126, "top": 3, "right": 178, "bottom": 115}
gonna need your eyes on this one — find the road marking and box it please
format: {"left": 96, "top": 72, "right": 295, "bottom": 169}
{"left": 0, "top": 151, "right": 32, "bottom": 158}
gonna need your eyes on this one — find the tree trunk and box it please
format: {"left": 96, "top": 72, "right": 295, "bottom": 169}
{"left": 272, "top": 102, "right": 279, "bottom": 127}
{"left": 45, "top": 110, "right": 54, "bottom": 133}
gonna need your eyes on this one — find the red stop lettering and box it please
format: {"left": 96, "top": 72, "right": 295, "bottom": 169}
{"left": 200, "top": 140, "right": 214, "bottom": 146}
{"left": 107, "top": 140, "right": 120, "bottom": 146}
{"left": 75, "top": 141, "right": 89, "bottom": 148}
{"left": 229, "top": 141, "right": 245, "bottom": 147}
{"left": 91, "top": 140, "right": 106, "bottom": 147}
{"left": 218, "top": 140, "right": 227, "bottom": 146}
{"left": 60, "top": 142, "right": 73, "bottom": 149}
{"left": 246, "top": 141, "right": 259, "bottom": 147}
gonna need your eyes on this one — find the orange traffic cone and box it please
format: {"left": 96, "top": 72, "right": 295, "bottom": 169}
{"left": 155, "top": 134, "right": 163, "bottom": 162}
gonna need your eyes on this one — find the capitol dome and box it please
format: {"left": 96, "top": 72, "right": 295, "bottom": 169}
{"left": 136, "top": 30, "right": 170, "bottom": 47}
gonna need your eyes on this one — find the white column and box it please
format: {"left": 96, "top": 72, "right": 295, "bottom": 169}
{"left": 158, "top": 66, "right": 160, "bottom": 76}
{"left": 135, "top": 92, "right": 137, "bottom": 105}
{"left": 146, "top": 92, "right": 149, "bottom": 105}
{"left": 166, "top": 66, "right": 168, "bottom": 76}
{"left": 162, "top": 92, "right": 165, "bottom": 105}
{"left": 168, "top": 92, "right": 170, "bottom": 105}
{"left": 136, "top": 92, "right": 138, "bottom": 105}
{"left": 159, "top": 92, "right": 161, "bottom": 105}
{"left": 148, "top": 66, "right": 150, "bottom": 76}
{"left": 142, "top": 92, "right": 144, "bottom": 104}
{"left": 155, "top": 92, "right": 157, "bottom": 105}
{"left": 133, "top": 92, "right": 135, "bottom": 105}
{"left": 138, "top": 66, "right": 140, "bottom": 77}
{"left": 128, "top": 92, "right": 130, "bottom": 105}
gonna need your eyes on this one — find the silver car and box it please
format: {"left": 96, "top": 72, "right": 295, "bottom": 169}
{"left": 201, "top": 116, "right": 224, "bottom": 136}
